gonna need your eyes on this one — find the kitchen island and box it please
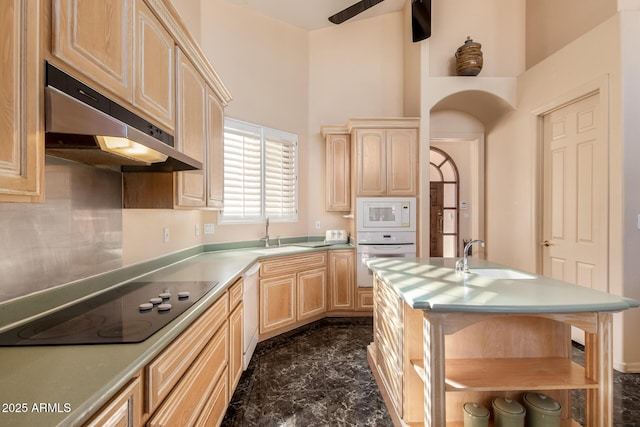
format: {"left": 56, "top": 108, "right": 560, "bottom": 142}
{"left": 365, "top": 257, "right": 639, "bottom": 427}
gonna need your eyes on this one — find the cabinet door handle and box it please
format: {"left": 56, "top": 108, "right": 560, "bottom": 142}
{"left": 540, "top": 240, "right": 554, "bottom": 247}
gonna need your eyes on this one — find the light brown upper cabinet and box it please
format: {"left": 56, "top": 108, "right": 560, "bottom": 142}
{"left": 325, "top": 134, "right": 351, "bottom": 211}
{"left": 52, "top": 0, "right": 175, "bottom": 132}
{"left": 133, "top": 0, "right": 175, "bottom": 131}
{"left": 321, "top": 118, "right": 419, "bottom": 206}
{"left": 0, "top": 0, "right": 44, "bottom": 203}
{"left": 175, "top": 48, "right": 207, "bottom": 208}
{"left": 207, "top": 89, "right": 224, "bottom": 209}
{"left": 355, "top": 127, "right": 418, "bottom": 197}
{"left": 51, "top": 0, "right": 133, "bottom": 103}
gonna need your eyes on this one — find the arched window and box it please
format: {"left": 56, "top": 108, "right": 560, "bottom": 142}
{"left": 429, "top": 147, "right": 459, "bottom": 257}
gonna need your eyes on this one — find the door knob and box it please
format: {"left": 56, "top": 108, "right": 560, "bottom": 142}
{"left": 540, "top": 240, "right": 553, "bottom": 247}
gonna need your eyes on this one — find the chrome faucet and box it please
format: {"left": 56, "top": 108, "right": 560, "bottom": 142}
{"left": 455, "top": 239, "right": 486, "bottom": 272}
{"left": 261, "top": 217, "right": 270, "bottom": 247}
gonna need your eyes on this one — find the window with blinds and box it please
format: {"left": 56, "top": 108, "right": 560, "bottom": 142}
{"left": 221, "top": 118, "right": 298, "bottom": 223}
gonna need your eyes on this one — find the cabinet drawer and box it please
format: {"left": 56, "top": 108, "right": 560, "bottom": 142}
{"left": 148, "top": 324, "right": 229, "bottom": 427}
{"left": 260, "top": 252, "right": 327, "bottom": 277}
{"left": 229, "top": 278, "right": 243, "bottom": 310}
{"left": 146, "top": 293, "right": 229, "bottom": 412}
{"left": 357, "top": 289, "right": 374, "bottom": 311}
{"left": 84, "top": 375, "right": 142, "bottom": 427}
{"left": 195, "top": 368, "right": 229, "bottom": 427}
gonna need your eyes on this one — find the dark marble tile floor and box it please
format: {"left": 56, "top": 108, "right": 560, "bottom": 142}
{"left": 222, "top": 318, "right": 640, "bottom": 426}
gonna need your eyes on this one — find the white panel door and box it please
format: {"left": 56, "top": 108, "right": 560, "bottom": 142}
{"left": 542, "top": 93, "right": 608, "bottom": 293}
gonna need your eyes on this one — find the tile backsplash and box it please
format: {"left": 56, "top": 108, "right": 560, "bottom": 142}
{"left": 0, "top": 156, "right": 123, "bottom": 303}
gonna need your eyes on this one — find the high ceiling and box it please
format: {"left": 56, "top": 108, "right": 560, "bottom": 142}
{"left": 223, "top": 0, "right": 407, "bottom": 31}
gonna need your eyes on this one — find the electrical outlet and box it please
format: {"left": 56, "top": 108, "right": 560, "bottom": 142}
{"left": 163, "top": 227, "right": 169, "bottom": 243}
{"left": 195, "top": 224, "right": 200, "bottom": 236}
{"left": 315, "top": 221, "right": 321, "bottom": 229}
{"left": 204, "top": 223, "right": 215, "bottom": 234}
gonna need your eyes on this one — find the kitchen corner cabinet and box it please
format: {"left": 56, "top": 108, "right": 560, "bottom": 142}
{"left": 0, "top": 0, "right": 44, "bottom": 203}
{"left": 328, "top": 250, "right": 355, "bottom": 311}
{"left": 259, "top": 252, "right": 328, "bottom": 337}
{"left": 325, "top": 134, "right": 351, "bottom": 211}
{"left": 355, "top": 127, "right": 418, "bottom": 197}
{"left": 369, "top": 274, "right": 615, "bottom": 426}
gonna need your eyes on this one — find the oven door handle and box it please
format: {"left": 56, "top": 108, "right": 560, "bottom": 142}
{"left": 358, "top": 242, "right": 415, "bottom": 246}
{"left": 359, "top": 245, "right": 409, "bottom": 251}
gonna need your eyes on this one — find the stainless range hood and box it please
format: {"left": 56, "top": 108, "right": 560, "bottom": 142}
{"left": 44, "top": 63, "right": 202, "bottom": 172}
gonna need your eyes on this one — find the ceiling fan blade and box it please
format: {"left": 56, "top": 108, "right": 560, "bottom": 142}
{"left": 328, "top": 0, "right": 385, "bottom": 25}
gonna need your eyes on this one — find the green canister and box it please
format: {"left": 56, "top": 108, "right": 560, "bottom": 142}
{"left": 463, "top": 402, "right": 490, "bottom": 427}
{"left": 492, "top": 397, "right": 526, "bottom": 427}
{"left": 523, "top": 393, "right": 561, "bottom": 427}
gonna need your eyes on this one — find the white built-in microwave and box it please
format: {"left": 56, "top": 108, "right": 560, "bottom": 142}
{"left": 356, "top": 197, "right": 416, "bottom": 232}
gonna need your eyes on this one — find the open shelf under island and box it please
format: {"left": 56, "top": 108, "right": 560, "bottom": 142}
{"left": 365, "top": 257, "right": 639, "bottom": 427}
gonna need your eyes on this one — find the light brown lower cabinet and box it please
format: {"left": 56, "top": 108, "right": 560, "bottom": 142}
{"left": 84, "top": 374, "right": 143, "bottom": 427}
{"left": 259, "top": 252, "right": 328, "bottom": 337}
{"left": 297, "top": 267, "right": 327, "bottom": 320}
{"left": 328, "top": 250, "right": 355, "bottom": 311}
{"left": 147, "top": 324, "right": 228, "bottom": 426}
{"left": 260, "top": 273, "right": 297, "bottom": 334}
{"left": 87, "top": 279, "right": 245, "bottom": 427}
{"left": 229, "top": 301, "right": 244, "bottom": 392}
{"left": 356, "top": 289, "right": 374, "bottom": 311}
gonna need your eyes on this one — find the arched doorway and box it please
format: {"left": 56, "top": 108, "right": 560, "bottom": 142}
{"left": 429, "top": 147, "right": 459, "bottom": 257}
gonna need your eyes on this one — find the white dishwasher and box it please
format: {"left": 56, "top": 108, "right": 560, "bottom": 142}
{"left": 242, "top": 262, "right": 260, "bottom": 370}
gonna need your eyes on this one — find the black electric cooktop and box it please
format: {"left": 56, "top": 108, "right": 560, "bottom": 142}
{"left": 0, "top": 280, "right": 219, "bottom": 346}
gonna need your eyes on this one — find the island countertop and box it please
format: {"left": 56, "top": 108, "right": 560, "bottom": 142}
{"left": 365, "top": 257, "right": 639, "bottom": 313}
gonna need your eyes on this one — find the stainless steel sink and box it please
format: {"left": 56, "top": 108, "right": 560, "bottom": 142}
{"left": 468, "top": 268, "right": 537, "bottom": 280}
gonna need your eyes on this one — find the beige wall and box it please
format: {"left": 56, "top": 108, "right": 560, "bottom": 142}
{"left": 169, "top": 0, "right": 201, "bottom": 43}
{"left": 428, "top": 0, "right": 526, "bottom": 77}
{"left": 485, "top": 15, "right": 639, "bottom": 369}
{"left": 121, "top": 1, "right": 640, "bottom": 370}
{"left": 123, "top": 2, "right": 407, "bottom": 263}
{"left": 198, "top": 0, "right": 311, "bottom": 244}
{"left": 308, "top": 12, "right": 406, "bottom": 237}
{"left": 525, "top": 0, "right": 617, "bottom": 69}
{"left": 618, "top": 6, "right": 640, "bottom": 371}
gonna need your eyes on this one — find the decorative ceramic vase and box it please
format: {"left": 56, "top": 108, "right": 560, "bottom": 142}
{"left": 455, "top": 36, "right": 483, "bottom": 76}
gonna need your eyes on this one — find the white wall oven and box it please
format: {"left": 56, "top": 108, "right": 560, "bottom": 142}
{"left": 356, "top": 198, "right": 417, "bottom": 287}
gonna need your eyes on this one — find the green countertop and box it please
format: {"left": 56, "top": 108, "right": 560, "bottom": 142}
{"left": 366, "top": 257, "right": 639, "bottom": 313}
{"left": 0, "top": 244, "right": 352, "bottom": 427}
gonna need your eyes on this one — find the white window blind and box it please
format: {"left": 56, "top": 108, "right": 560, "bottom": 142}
{"left": 221, "top": 118, "right": 298, "bottom": 223}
